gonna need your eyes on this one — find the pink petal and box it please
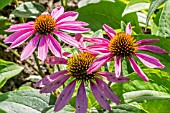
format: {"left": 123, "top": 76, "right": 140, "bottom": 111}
{"left": 135, "top": 53, "right": 164, "bottom": 68}
{"left": 115, "top": 56, "right": 122, "bottom": 78}
{"left": 95, "top": 78, "right": 120, "bottom": 104}
{"left": 98, "top": 72, "right": 130, "bottom": 82}
{"left": 40, "top": 75, "right": 70, "bottom": 93}
{"left": 84, "top": 37, "right": 110, "bottom": 44}
{"left": 9, "top": 30, "right": 35, "bottom": 48}
{"left": 34, "top": 70, "right": 67, "bottom": 87}
{"left": 54, "top": 80, "right": 76, "bottom": 112}
{"left": 5, "top": 22, "right": 34, "bottom": 32}
{"left": 103, "top": 24, "right": 116, "bottom": 38}
{"left": 53, "top": 31, "right": 79, "bottom": 47}
{"left": 126, "top": 22, "right": 132, "bottom": 35}
{"left": 56, "top": 11, "right": 78, "bottom": 24}
{"left": 58, "top": 26, "right": 90, "bottom": 33}
{"left": 76, "top": 82, "right": 87, "bottom": 113}
{"left": 128, "top": 56, "right": 149, "bottom": 82}
{"left": 51, "top": 6, "right": 64, "bottom": 20}
{"left": 58, "top": 21, "right": 89, "bottom": 27}
{"left": 90, "top": 81, "right": 111, "bottom": 111}
{"left": 48, "top": 34, "right": 62, "bottom": 57}
{"left": 4, "top": 29, "right": 33, "bottom": 44}
{"left": 21, "top": 34, "right": 40, "bottom": 61}
{"left": 45, "top": 56, "right": 68, "bottom": 64}
{"left": 138, "top": 45, "right": 168, "bottom": 54}
{"left": 75, "top": 33, "right": 82, "bottom": 42}
{"left": 38, "top": 35, "right": 48, "bottom": 61}
{"left": 136, "top": 39, "right": 160, "bottom": 45}
{"left": 87, "top": 54, "right": 112, "bottom": 74}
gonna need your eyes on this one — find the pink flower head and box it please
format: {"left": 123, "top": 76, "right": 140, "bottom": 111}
{"left": 34, "top": 52, "right": 129, "bottom": 113}
{"left": 87, "top": 23, "right": 168, "bottom": 82}
{"left": 4, "top": 6, "right": 90, "bottom": 61}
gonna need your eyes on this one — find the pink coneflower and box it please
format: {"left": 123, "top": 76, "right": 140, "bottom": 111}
{"left": 34, "top": 52, "right": 129, "bottom": 113}
{"left": 4, "top": 6, "right": 89, "bottom": 61}
{"left": 87, "top": 23, "right": 168, "bottom": 82}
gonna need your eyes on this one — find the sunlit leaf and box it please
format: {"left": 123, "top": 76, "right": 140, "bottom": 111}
{"left": 0, "top": 0, "right": 12, "bottom": 9}
{"left": 12, "top": 2, "right": 45, "bottom": 18}
{"left": 0, "top": 59, "right": 24, "bottom": 88}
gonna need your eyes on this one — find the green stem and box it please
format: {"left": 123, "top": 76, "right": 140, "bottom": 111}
{"left": 33, "top": 52, "right": 44, "bottom": 77}
{"left": 0, "top": 42, "right": 39, "bottom": 73}
{"left": 13, "top": 0, "right": 25, "bottom": 23}
{"left": 45, "top": 63, "right": 53, "bottom": 74}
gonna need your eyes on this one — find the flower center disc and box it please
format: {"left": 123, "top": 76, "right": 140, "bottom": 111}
{"left": 34, "top": 14, "right": 56, "bottom": 34}
{"left": 109, "top": 32, "right": 138, "bottom": 57}
{"left": 67, "top": 52, "right": 96, "bottom": 81}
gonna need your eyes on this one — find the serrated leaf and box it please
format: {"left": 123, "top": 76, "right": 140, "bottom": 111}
{"left": 0, "top": 59, "right": 24, "bottom": 88}
{"left": 0, "top": 0, "right": 12, "bottom": 9}
{"left": 146, "top": 0, "right": 167, "bottom": 27}
{"left": 122, "top": 0, "right": 150, "bottom": 16}
{"left": 76, "top": 1, "right": 140, "bottom": 33}
{"left": 157, "top": 0, "right": 170, "bottom": 38}
{"left": 12, "top": 2, "right": 45, "bottom": 18}
{"left": 0, "top": 89, "right": 56, "bottom": 113}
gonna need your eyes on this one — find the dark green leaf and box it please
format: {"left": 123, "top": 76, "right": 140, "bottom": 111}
{"left": 0, "top": 89, "right": 56, "bottom": 113}
{"left": 0, "top": 0, "right": 12, "bottom": 9}
{"left": 12, "top": 2, "right": 45, "bottom": 18}
{"left": 157, "top": 0, "right": 170, "bottom": 38}
{"left": 0, "top": 15, "right": 11, "bottom": 34}
{"left": 76, "top": 1, "right": 141, "bottom": 33}
{"left": 0, "top": 59, "right": 24, "bottom": 88}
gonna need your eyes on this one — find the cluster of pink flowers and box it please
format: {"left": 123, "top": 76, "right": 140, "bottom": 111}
{"left": 4, "top": 6, "right": 168, "bottom": 113}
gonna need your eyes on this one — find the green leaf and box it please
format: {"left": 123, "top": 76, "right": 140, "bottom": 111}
{"left": 12, "top": 2, "right": 45, "bottom": 18}
{"left": 0, "top": 59, "right": 24, "bottom": 88}
{"left": 146, "top": 0, "right": 167, "bottom": 27}
{"left": 0, "top": 15, "right": 11, "bottom": 34}
{"left": 0, "top": 89, "right": 56, "bottom": 113}
{"left": 157, "top": 0, "right": 170, "bottom": 38}
{"left": 122, "top": 0, "right": 150, "bottom": 16}
{"left": 140, "top": 99, "right": 170, "bottom": 113}
{"left": 44, "top": 105, "right": 75, "bottom": 113}
{"left": 105, "top": 104, "right": 146, "bottom": 113}
{"left": 0, "top": 0, "right": 12, "bottom": 9}
{"left": 76, "top": 1, "right": 140, "bottom": 33}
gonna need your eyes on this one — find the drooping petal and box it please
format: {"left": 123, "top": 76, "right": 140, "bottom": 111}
{"left": 138, "top": 45, "right": 168, "bottom": 54}
{"left": 87, "top": 53, "right": 112, "bottom": 74}
{"left": 4, "top": 29, "right": 33, "bottom": 44}
{"left": 90, "top": 81, "right": 111, "bottom": 111}
{"left": 135, "top": 53, "right": 164, "bottom": 68}
{"left": 21, "top": 34, "right": 40, "bottom": 61}
{"left": 5, "top": 22, "right": 34, "bottom": 32}
{"left": 40, "top": 75, "right": 70, "bottom": 93}
{"left": 103, "top": 24, "right": 116, "bottom": 38}
{"left": 84, "top": 37, "right": 110, "bottom": 44}
{"left": 51, "top": 6, "right": 64, "bottom": 20}
{"left": 34, "top": 70, "right": 67, "bottom": 87}
{"left": 128, "top": 56, "right": 149, "bottom": 82}
{"left": 76, "top": 82, "right": 87, "bottom": 113}
{"left": 58, "top": 26, "right": 90, "bottom": 33}
{"left": 38, "top": 35, "right": 48, "bottom": 61}
{"left": 45, "top": 56, "right": 68, "bottom": 64}
{"left": 58, "top": 21, "right": 89, "bottom": 27}
{"left": 48, "top": 34, "right": 62, "bottom": 57}
{"left": 56, "top": 11, "right": 78, "bottom": 24}
{"left": 136, "top": 39, "right": 159, "bottom": 45}
{"left": 98, "top": 72, "right": 130, "bottom": 82}
{"left": 115, "top": 56, "right": 121, "bottom": 78}
{"left": 54, "top": 80, "right": 76, "bottom": 112}
{"left": 95, "top": 78, "right": 120, "bottom": 104}
{"left": 53, "top": 31, "right": 79, "bottom": 47}
{"left": 126, "top": 22, "right": 132, "bottom": 35}
{"left": 9, "top": 30, "right": 35, "bottom": 48}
